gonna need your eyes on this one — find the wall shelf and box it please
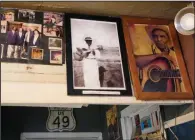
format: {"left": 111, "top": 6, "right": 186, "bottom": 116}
{"left": 1, "top": 61, "right": 193, "bottom": 108}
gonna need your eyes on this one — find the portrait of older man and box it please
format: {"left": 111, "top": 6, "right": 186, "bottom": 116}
{"left": 133, "top": 25, "right": 184, "bottom": 92}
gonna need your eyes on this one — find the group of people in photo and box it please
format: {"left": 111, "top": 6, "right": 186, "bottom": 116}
{"left": 6, "top": 25, "right": 41, "bottom": 59}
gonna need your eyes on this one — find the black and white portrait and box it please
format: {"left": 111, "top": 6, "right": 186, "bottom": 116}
{"left": 18, "top": 9, "right": 35, "bottom": 22}
{"left": 71, "top": 18, "right": 126, "bottom": 90}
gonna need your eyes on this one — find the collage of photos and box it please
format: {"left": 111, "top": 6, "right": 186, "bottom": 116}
{"left": 0, "top": 8, "right": 64, "bottom": 65}
{"left": 43, "top": 12, "right": 63, "bottom": 37}
{"left": 43, "top": 12, "right": 64, "bottom": 64}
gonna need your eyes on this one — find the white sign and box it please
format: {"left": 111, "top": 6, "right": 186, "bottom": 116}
{"left": 46, "top": 107, "right": 76, "bottom": 132}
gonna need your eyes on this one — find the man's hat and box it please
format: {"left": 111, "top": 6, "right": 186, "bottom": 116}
{"left": 84, "top": 37, "right": 92, "bottom": 41}
{"left": 145, "top": 25, "right": 173, "bottom": 47}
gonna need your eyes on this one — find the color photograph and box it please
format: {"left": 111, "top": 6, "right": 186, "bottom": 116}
{"left": 6, "top": 21, "right": 42, "bottom": 59}
{"left": 0, "top": 10, "right": 15, "bottom": 21}
{"left": 18, "top": 9, "right": 35, "bottom": 22}
{"left": 43, "top": 12, "right": 63, "bottom": 37}
{"left": 1, "top": 20, "right": 7, "bottom": 33}
{"left": 129, "top": 24, "right": 185, "bottom": 93}
{"left": 31, "top": 48, "right": 43, "bottom": 60}
{"left": 50, "top": 50, "right": 62, "bottom": 64}
{"left": 71, "top": 18, "right": 126, "bottom": 90}
{"left": 106, "top": 105, "right": 121, "bottom": 140}
{"left": 48, "top": 38, "right": 62, "bottom": 50}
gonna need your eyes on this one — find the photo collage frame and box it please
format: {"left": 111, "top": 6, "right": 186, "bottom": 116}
{"left": 0, "top": 8, "right": 65, "bottom": 65}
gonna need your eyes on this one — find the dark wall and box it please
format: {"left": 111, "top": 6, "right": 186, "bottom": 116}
{"left": 1, "top": 105, "right": 102, "bottom": 140}
{"left": 166, "top": 120, "right": 195, "bottom": 140}
{"left": 100, "top": 105, "right": 128, "bottom": 140}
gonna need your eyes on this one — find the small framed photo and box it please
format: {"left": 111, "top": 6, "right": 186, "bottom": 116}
{"left": 31, "top": 48, "right": 44, "bottom": 60}
{"left": 1, "top": 20, "right": 7, "bottom": 33}
{"left": 122, "top": 16, "right": 193, "bottom": 100}
{"left": 0, "top": 10, "right": 15, "bottom": 21}
{"left": 48, "top": 38, "right": 62, "bottom": 50}
{"left": 50, "top": 50, "right": 62, "bottom": 64}
{"left": 65, "top": 13, "right": 132, "bottom": 96}
{"left": 43, "top": 12, "right": 64, "bottom": 37}
{"left": 18, "top": 9, "right": 35, "bottom": 22}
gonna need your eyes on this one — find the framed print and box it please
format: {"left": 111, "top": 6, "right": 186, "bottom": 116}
{"left": 48, "top": 37, "right": 62, "bottom": 50}
{"left": 1, "top": 20, "right": 7, "bottom": 33}
{"left": 18, "top": 9, "right": 35, "bottom": 22}
{"left": 65, "top": 13, "right": 132, "bottom": 96}
{"left": 43, "top": 12, "right": 64, "bottom": 37}
{"left": 0, "top": 9, "right": 15, "bottom": 21}
{"left": 31, "top": 48, "right": 44, "bottom": 60}
{"left": 122, "top": 16, "right": 193, "bottom": 100}
{"left": 50, "top": 50, "right": 62, "bottom": 64}
{"left": 106, "top": 105, "right": 121, "bottom": 140}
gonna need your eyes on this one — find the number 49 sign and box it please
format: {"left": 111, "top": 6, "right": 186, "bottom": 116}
{"left": 46, "top": 107, "right": 76, "bottom": 132}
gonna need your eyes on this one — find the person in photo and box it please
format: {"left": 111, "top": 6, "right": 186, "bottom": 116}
{"left": 0, "top": 14, "right": 6, "bottom": 20}
{"left": 45, "top": 17, "right": 55, "bottom": 33}
{"left": 15, "top": 27, "right": 25, "bottom": 58}
{"left": 24, "top": 27, "right": 34, "bottom": 55}
{"left": 56, "top": 26, "right": 63, "bottom": 37}
{"left": 6, "top": 26, "right": 17, "bottom": 58}
{"left": 134, "top": 27, "right": 184, "bottom": 92}
{"left": 1, "top": 25, "right": 6, "bottom": 33}
{"left": 30, "top": 29, "right": 41, "bottom": 47}
{"left": 75, "top": 36, "right": 101, "bottom": 88}
{"left": 51, "top": 15, "right": 56, "bottom": 24}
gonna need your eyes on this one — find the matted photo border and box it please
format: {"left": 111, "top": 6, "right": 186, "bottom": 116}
{"left": 65, "top": 13, "right": 133, "bottom": 96}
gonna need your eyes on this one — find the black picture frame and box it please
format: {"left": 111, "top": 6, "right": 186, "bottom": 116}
{"left": 0, "top": 8, "right": 65, "bottom": 66}
{"left": 65, "top": 13, "right": 132, "bottom": 96}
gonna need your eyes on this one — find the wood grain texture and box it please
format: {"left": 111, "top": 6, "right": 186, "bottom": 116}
{"left": 178, "top": 34, "right": 195, "bottom": 92}
{"left": 121, "top": 16, "right": 194, "bottom": 100}
{"left": 1, "top": 1, "right": 189, "bottom": 19}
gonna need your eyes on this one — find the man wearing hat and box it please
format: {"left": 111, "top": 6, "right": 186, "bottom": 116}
{"left": 134, "top": 26, "right": 184, "bottom": 92}
{"left": 74, "top": 36, "right": 102, "bottom": 88}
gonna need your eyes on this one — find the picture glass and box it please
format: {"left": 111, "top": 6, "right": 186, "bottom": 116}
{"left": 43, "top": 12, "right": 63, "bottom": 37}
{"left": 106, "top": 105, "right": 121, "bottom": 140}
{"left": 71, "top": 18, "right": 126, "bottom": 90}
{"left": 128, "top": 24, "right": 186, "bottom": 92}
{"left": 0, "top": 8, "right": 65, "bottom": 65}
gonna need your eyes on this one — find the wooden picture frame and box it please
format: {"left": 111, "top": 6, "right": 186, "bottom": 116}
{"left": 65, "top": 13, "right": 132, "bottom": 96}
{"left": 122, "top": 16, "right": 193, "bottom": 100}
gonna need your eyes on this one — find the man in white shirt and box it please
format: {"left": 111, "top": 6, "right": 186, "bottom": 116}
{"left": 24, "top": 27, "right": 34, "bottom": 58}
{"left": 15, "top": 27, "right": 25, "bottom": 58}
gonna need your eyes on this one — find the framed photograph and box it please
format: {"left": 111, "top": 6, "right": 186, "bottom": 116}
{"left": 122, "top": 16, "right": 193, "bottom": 100}
{"left": 6, "top": 21, "right": 42, "bottom": 59}
{"left": 0, "top": 10, "right": 15, "bottom": 21}
{"left": 1, "top": 20, "right": 7, "bottom": 33}
{"left": 31, "top": 48, "right": 44, "bottom": 60}
{"left": 43, "top": 12, "right": 64, "bottom": 37}
{"left": 18, "top": 9, "right": 35, "bottom": 22}
{"left": 106, "top": 105, "right": 121, "bottom": 140}
{"left": 65, "top": 13, "right": 132, "bottom": 96}
{"left": 50, "top": 50, "right": 62, "bottom": 64}
{"left": 48, "top": 38, "right": 62, "bottom": 50}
